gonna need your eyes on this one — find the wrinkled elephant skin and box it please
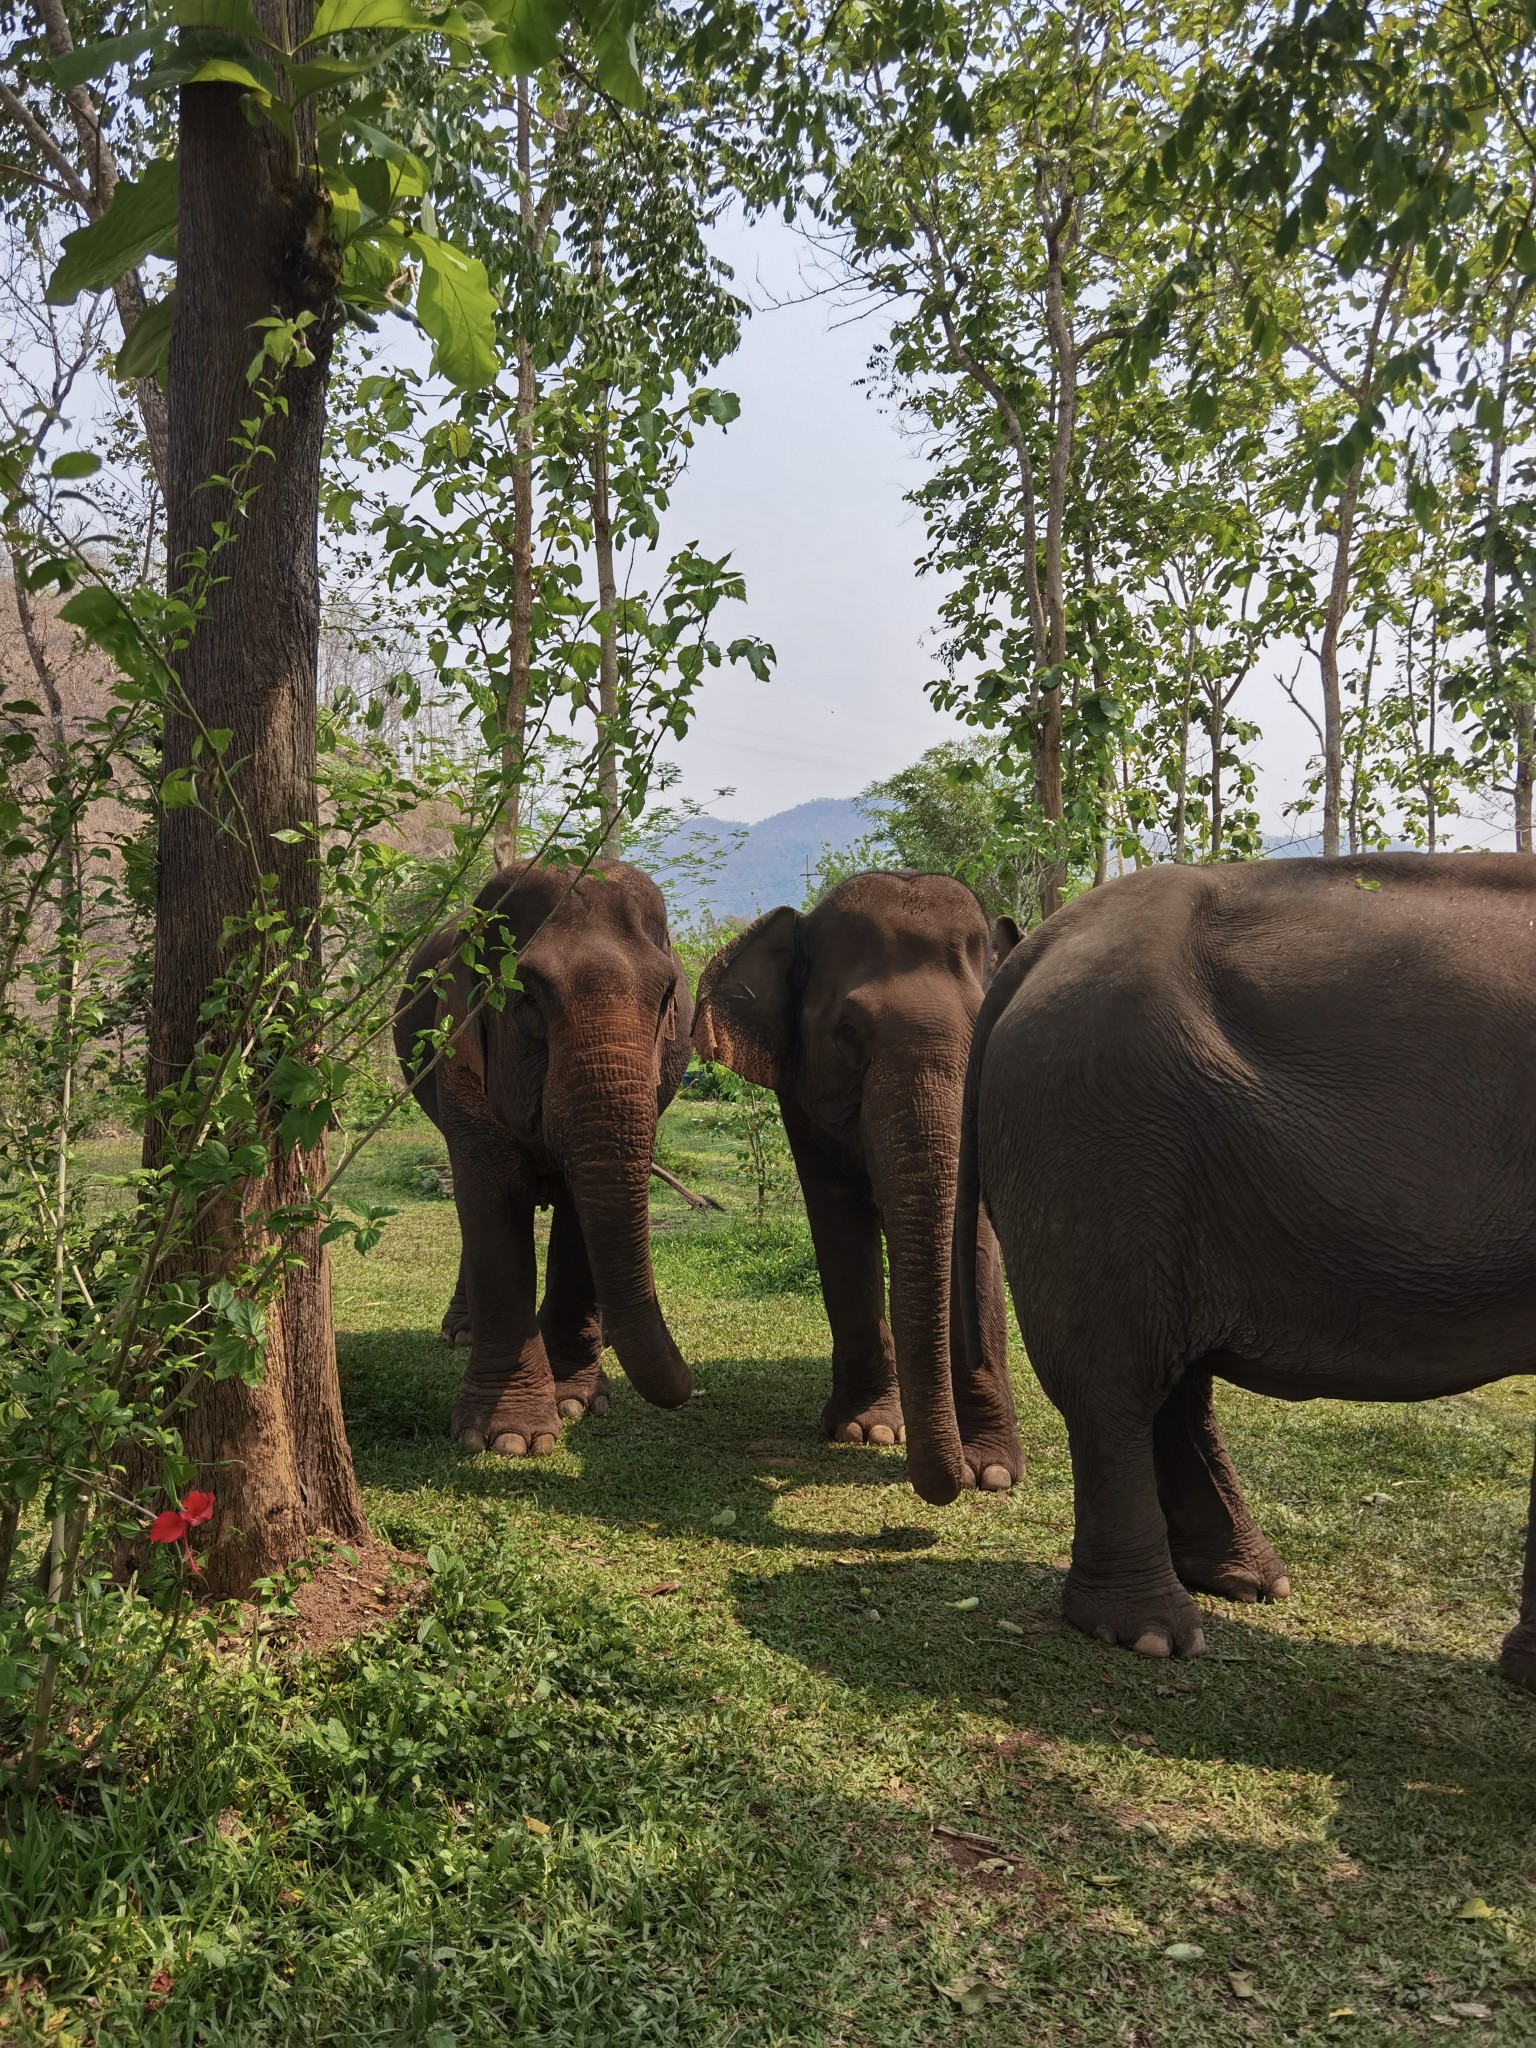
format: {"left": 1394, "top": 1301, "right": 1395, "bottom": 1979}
{"left": 395, "top": 859, "right": 693, "bottom": 1458}
{"left": 955, "top": 853, "right": 1536, "bottom": 1690}
{"left": 695, "top": 871, "right": 1025, "bottom": 1506}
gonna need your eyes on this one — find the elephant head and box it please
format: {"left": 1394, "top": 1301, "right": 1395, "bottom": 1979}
{"left": 430, "top": 857, "right": 693, "bottom": 1410}
{"left": 694, "top": 871, "right": 1018, "bottom": 1503}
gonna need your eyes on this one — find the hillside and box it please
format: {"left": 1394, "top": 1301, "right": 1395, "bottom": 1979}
{"left": 658, "top": 795, "right": 871, "bottom": 918}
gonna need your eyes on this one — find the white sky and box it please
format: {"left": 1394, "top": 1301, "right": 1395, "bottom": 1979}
{"left": 656, "top": 207, "right": 1332, "bottom": 833}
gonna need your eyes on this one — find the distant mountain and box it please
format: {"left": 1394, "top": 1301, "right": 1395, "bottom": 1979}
{"left": 657, "top": 796, "right": 871, "bottom": 920}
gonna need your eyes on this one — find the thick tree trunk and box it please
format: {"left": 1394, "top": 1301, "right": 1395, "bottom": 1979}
{"left": 137, "top": 26, "right": 365, "bottom": 1595}
{"left": 493, "top": 77, "right": 539, "bottom": 869}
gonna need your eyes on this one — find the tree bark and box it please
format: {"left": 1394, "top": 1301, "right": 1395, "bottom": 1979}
{"left": 493, "top": 77, "right": 540, "bottom": 869}
{"left": 1317, "top": 469, "right": 1359, "bottom": 861}
{"left": 1208, "top": 682, "right": 1224, "bottom": 859}
{"left": 137, "top": 16, "right": 365, "bottom": 1596}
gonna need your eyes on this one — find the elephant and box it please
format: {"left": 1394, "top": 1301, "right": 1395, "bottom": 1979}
{"left": 953, "top": 851, "right": 1536, "bottom": 1691}
{"left": 694, "top": 870, "right": 1025, "bottom": 1504}
{"left": 394, "top": 857, "right": 693, "bottom": 1456}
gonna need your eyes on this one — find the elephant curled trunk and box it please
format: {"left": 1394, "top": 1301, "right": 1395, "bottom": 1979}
{"left": 865, "top": 1066, "right": 968, "bottom": 1505}
{"left": 547, "top": 1030, "right": 692, "bottom": 1411}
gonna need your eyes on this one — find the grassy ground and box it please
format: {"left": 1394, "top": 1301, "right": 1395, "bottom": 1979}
{"left": 5, "top": 1101, "right": 1535, "bottom": 2045}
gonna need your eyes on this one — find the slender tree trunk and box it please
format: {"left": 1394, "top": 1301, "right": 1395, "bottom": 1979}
{"left": 494, "top": 77, "right": 540, "bottom": 870}
{"left": 591, "top": 385, "right": 621, "bottom": 852}
{"left": 27, "top": 0, "right": 170, "bottom": 485}
{"left": 1037, "top": 213, "right": 1076, "bottom": 917}
{"left": 1347, "top": 623, "right": 1378, "bottom": 855}
{"left": 1517, "top": 624, "right": 1536, "bottom": 855}
{"left": 1208, "top": 683, "right": 1224, "bottom": 859}
{"left": 137, "top": 16, "right": 365, "bottom": 1596}
{"left": 1317, "top": 466, "right": 1362, "bottom": 860}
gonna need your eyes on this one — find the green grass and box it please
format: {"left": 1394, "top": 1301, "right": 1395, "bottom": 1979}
{"left": 5, "top": 1102, "right": 1535, "bottom": 2044}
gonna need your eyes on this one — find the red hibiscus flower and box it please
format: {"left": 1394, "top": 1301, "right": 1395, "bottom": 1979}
{"left": 148, "top": 1491, "right": 215, "bottom": 1572}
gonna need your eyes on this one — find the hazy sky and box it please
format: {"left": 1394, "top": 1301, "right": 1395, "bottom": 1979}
{"left": 656, "top": 208, "right": 1329, "bottom": 833}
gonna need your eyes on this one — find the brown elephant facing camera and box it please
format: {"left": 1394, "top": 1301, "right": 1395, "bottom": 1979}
{"left": 695, "top": 871, "right": 1024, "bottom": 1506}
{"left": 395, "top": 858, "right": 693, "bottom": 1457}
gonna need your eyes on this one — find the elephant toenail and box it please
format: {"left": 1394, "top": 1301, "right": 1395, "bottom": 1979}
{"left": 1093, "top": 1624, "right": 1117, "bottom": 1645}
{"left": 867, "top": 1424, "right": 896, "bottom": 1446}
{"left": 979, "top": 1464, "right": 1013, "bottom": 1492}
{"left": 491, "top": 1432, "right": 527, "bottom": 1458}
{"left": 895, "top": 1424, "right": 906, "bottom": 1443}
{"left": 455, "top": 1329, "right": 473, "bottom": 1347}
{"left": 531, "top": 1432, "right": 558, "bottom": 1456}
{"left": 1270, "top": 1575, "right": 1291, "bottom": 1601}
{"left": 459, "top": 1429, "right": 486, "bottom": 1454}
{"left": 557, "top": 1399, "right": 586, "bottom": 1420}
{"left": 835, "top": 1422, "right": 864, "bottom": 1444}
{"left": 591, "top": 1394, "right": 609, "bottom": 1415}
{"left": 1131, "top": 1629, "right": 1172, "bottom": 1658}
{"left": 960, "top": 1464, "right": 977, "bottom": 1488}
{"left": 1183, "top": 1626, "right": 1207, "bottom": 1658}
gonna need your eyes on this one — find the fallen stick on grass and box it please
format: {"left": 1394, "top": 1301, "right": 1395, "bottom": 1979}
{"left": 649, "top": 1161, "right": 725, "bottom": 1212}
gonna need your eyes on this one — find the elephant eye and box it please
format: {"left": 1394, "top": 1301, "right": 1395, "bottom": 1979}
{"left": 657, "top": 988, "right": 677, "bottom": 1041}
{"left": 519, "top": 993, "right": 546, "bottom": 1040}
{"left": 832, "top": 1018, "right": 864, "bottom": 1065}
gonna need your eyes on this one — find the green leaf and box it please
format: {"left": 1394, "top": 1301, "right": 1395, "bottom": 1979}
{"left": 115, "top": 292, "right": 176, "bottom": 386}
{"left": 47, "top": 158, "right": 178, "bottom": 306}
{"left": 167, "top": 0, "right": 268, "bottom": 31}
{"left": 479, "top": 0, "right": 566, "bottom": 72}
{"left": 184, "top": 54, "right": 276, "bottom": 101}
{"left": 309, "top": 0, "right": 456, "bottom": 34}
{"left": 286, "top": 43, "right": 404, "bottom": 101}
{"left": 50, "top": 28, "right": 163, "bottom": 89}
{"left": 414, "top": 235, "right": 498, "bottom": 390}
{"left": 50, "top": 450, "right": 102, "bottom": 480}
{"left": 159, "top": 766, "right": 200, "bottom": 810}
{"left": 578, "top": 0, "right": 641, "bottom": 107}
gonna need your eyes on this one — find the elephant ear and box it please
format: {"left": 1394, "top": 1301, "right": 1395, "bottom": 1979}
{"left": 989, "top": 915, "right": 1023, "bottom": 978}
{"left": 694, "top": 905, "right": 799, "bottom": 1089}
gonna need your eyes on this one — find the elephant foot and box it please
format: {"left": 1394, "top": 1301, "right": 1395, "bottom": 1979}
{"left": 441, "top": 1312, "right": 473, "bottom": 1348}
{"left": 1062, "top": 1567, "right": 1207, "bottom": 1661}
{"left": 821, "top": 1389, "right": 905, "bottom": 1448}
{"left": 1500, "top": 1619, "right": 1536, "bottom": 1696}
{"left": 1171, "top": 1533, "right": 1290, "bottom": 1605}
{"left": 553, "top": 1367, "right": 612, "bottom": 1423}
{"left": 453, "top": 1388, "right": 562, "bottom": 1459}
{"left": 959, "top": 1431, "right": 1024, "bottom": 1493}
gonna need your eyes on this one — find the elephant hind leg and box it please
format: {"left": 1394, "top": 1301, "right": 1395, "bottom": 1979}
{"left": 1046, "top": 1348, "right": 1207, "bottom": 1660}
{"left": 1500, "top": 1445, "right": 1536, "bottom": 1695}
{"left": 1155, "top": 1362, "right": 1290, "bottom": 1605}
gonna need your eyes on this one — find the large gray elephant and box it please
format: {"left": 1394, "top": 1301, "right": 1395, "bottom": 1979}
{"left": 395, "top": 858, "right": 693, "bottom": 1456}
{"left": 954, "top": 852, "right": 1536, "bottom": 1691}
{"left": 695, "top": 870, "right": 1024, "bottom": 1504}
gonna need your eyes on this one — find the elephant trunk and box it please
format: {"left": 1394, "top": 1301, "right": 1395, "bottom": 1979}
{"left": 864, "top": 1061, "right": 968, "bottom": 1506}
{"left": 547, "top": 1029, "right": 692, "bottom": 1410}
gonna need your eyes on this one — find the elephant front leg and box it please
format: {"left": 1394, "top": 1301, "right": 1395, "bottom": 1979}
{"left": 440, "top": 1252, "right": 471, "bottom": 1347}
{"left": 950, "top": 1210, "right": 1023, "bottom": 1492}
{"left": 792, "top": 1134, "right": 904, "bottom": 1447}
{"left": 1051, "top": 1366, "right": 1207, "bottom": 1659}
{"left": 1154, "top": 1366, "right": 1290, "bottom": 1604}
{"left": 540, "top": 1187, "right": 610, "bottom": 1423}
{"left": 1501, "top": 1449, "right": 1536, "bottom": 1695}
{"left": 452, "top": 1161, "right": 561, "bottom": 1459}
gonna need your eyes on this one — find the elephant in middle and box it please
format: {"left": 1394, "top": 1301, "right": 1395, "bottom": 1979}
{"left": 695, "top": 870, "right": 1024, "bottom": 1504}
